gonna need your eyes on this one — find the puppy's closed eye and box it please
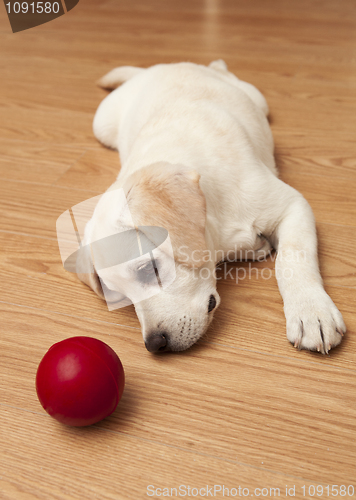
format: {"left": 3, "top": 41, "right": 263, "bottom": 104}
{"left": 136, "top": 260, "right": 158, "bottom": 284}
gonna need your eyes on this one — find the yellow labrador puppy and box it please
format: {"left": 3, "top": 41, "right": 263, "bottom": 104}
{"left": 78, "top": 60, "right": 346, "bottom": 353}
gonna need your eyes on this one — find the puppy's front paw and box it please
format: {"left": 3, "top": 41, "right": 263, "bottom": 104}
{"left": 284, "top": 288, "right": 346, "bottom": 354}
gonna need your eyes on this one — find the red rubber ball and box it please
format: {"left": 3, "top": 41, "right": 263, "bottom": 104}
{"left": 36, "top": 336, "right": 125, "bottom": 427}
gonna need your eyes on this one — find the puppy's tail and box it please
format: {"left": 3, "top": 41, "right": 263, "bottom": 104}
{"left": 209, "top": 59, "right": 228, "bottom": 72}
{"left": 97, "top": 66, "right": 144, "bottom": 90}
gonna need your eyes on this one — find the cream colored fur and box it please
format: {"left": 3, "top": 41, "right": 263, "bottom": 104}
{"left": 78, "top": 60, "right": 346, "bottom": 353}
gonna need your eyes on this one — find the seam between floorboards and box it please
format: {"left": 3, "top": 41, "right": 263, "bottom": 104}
{"left": 50, "top": 148, "right": 88, "bottom": 187}
{"left": 0, "top": 136, "right": 102, "bottom": 148}
{"left": 0, "top": 229, "right": 59, "bottom": 241}
{"left": 198, "top": 339, "right": 356, "bottom": 374}
{"left": 0, "top": 299, "right": 141, "bottom": 331}
{"left": 280, "top": 170, "right": 356, "bottom": 182}
{"left": 0, "top": 176, "right": 101, "bottom": 193}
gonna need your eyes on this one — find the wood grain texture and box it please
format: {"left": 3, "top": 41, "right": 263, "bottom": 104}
{"left": 0, "top": 407, "right": 321, "bottom": 500}
{"left": 280, "top": 171, "right": 356, "bottom": 226}
{"left": 0, "top": 140, "right": 85, "bottom": 184}
{"left": 0, "top": 0, "right": 355, "bottom": 498}
{"left": 53, "top": 147, "right": 120, "bottom": 190}
{"left": 1, "top": 303, "right": 356, "bottom": 488}
{"left": 0, "top": 181, "right": 99, "bottom": 237}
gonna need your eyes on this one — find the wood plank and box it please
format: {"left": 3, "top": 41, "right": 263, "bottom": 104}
{"left": 0, "top": 101, "right": 97, "bottom": 147}
{"left": 53, "top": 147, "right": 120, "bottom": 191}
{"left": 0, "top": 53, "right": 107, "bottom": 115}
{"left": 212, "top": 278, "right": 356, "bottom": 367}
{"left": 0, "top": 181, "right": 99, "bottom": 238}
{"left": 280, "top": 171, "right": 356, "bottom": 226}
{"left": 0, "top": 232, "right": 140, "bottom": 330}
{"left": 0, "top": 303, "right": 355, "bottom": 486}
{"left": 0, "top": 408, "right": 317, "bottom": 500}
{"left": 317, "top": 223, "right": 356, "bottom": 287}
{"left": 0, "top": 140, "right": 85, "bottom": 184}
{"left": 276, "top": 154, "right": 356, "bottom": 181}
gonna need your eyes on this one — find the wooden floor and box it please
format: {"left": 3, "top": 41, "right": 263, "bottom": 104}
{"left": 1, "top": 1, "right": 356, "bottom": 499}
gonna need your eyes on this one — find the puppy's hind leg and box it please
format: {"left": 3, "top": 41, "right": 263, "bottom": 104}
{"left": 93, "top": 66, "right": 145, "bottom": 149}
{"left": 97, "top": 66, "right": 144, "bottom": 90}
{"left": 209, "top": 60, "right": 269, "bottom": 116}
{"left": 93, "top": 90, "right": 123, "bottom": 149}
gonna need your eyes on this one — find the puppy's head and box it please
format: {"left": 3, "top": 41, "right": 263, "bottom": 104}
{"left": 77, "top": 162, "right": 220, "bottom": 352}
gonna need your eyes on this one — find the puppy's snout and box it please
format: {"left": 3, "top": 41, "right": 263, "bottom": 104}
{"left": 145, "top": 332, "right": 169, "bottom": 353}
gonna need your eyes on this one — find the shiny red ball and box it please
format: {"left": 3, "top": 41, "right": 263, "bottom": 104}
{"left": 36, "top": 336, "right": 125, "bottom": 427}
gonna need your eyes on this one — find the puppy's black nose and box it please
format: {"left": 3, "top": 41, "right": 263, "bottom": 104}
{"left": 208, "top": 294, "right": 217, "bottom": 313}
{"left": 145, "top": 333, "right": 168, "bottom": 353}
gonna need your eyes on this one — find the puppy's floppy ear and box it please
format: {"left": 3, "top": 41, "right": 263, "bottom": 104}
{"left": 124, "top": 163, "right": 207, "bottom": 267}
{"left": 76, "top": 243, "right": 105, "bottom": 299}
